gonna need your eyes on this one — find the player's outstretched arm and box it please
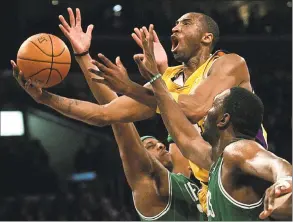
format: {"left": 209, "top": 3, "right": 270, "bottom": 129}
{"left": 90, "top": 53, "right": 159, "bottom": 108}
{"left": 111, "top": 122, "right": 169, "bottom": 193}
{"left": 11, "top": 60, "right": 120, "bottom": 126}
{"left": 59, "top": 7, "right": 164, "bottom": 109}
{"left": 224, "top": 141, "right": 292, "bottom": 220}
{"left": 58, "top": 7, "right": 117, "bottom": 104}
{"left": 58, "top": 8, "right": 157, "bottom": 122}
{"left": 133, "top": 25, "right": 213, "bottom": 170}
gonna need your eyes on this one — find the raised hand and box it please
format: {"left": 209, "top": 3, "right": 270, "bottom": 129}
{"left": 11, "top": 60, "right": 44, "bottom": 103}
{"left": 132, "top": 26, "right": 168, "bottom": 74}
{"left": 259, "top": 177, "right": 292, "bottom": 219}
{"left": 133, "top": 24, "right": 160, "bottom": 81}
{"left": 59, "top": 8, "right": 94, "bottom": 54}
{"left": 89, "top": 54, "right": 133, "bottom": 94}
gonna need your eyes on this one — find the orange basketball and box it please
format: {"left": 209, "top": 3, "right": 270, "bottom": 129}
{"left": 17, "top": 33, "right": 71, "bottom": 88}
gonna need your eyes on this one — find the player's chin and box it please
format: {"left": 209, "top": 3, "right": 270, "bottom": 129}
{"left": 172, "top": 51, "right": 187, "bottom": 63}
{"left": 162, "top": 155, "right": 173, "bottom": 168}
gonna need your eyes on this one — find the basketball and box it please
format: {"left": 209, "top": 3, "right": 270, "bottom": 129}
{"left": 17, "top": 33, "right": 71, "bottom": 88}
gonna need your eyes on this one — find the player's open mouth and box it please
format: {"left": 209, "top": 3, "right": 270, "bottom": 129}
{"left": 171, "top": 35, "right": 180, "bottom": 52}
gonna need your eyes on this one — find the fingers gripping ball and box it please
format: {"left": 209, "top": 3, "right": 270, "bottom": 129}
{"left": 17, "top": 33, "right": 71, "bottom": 88}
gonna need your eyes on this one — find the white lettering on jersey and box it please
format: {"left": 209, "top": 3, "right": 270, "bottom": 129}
{"left": 185, "top": 182, "right": 203, "bottom": 213}
{"left": 207, "top": 190, "right": 215, "bottom": 218}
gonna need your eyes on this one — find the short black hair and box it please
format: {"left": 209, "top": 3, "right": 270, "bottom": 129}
{"left": 222, "top": 87, "right": 264, "bottom": 138}
{"left": 199, "top": 13, "right": 220, "bottom": 51}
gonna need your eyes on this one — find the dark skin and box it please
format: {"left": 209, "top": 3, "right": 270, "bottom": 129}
{"left": 135, "top": 26, "right": 292, "bottom": 220}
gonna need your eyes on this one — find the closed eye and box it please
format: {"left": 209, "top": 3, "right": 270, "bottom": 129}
{"left": 145, "top": 142, "right": 156, "bottom": 150}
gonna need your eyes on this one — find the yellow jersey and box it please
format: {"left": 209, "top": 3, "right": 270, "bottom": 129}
{"left": 158, "top": 50, "right": 268, "bottom": 213}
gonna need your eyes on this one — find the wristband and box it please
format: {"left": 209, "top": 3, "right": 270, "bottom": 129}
{"left": 277, "top": 176, "right": 292, "bottom": 182}
{"left": 74, "top": 50, "right": 89, "bottom": 57}
{"left": 167, "top": 134, "right": 175, "bottom": 143}
{"left": 149, "top": 74, "right": 161, "bottom": 83}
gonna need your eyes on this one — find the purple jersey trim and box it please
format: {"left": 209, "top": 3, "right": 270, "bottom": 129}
{"left": 255, "top": 127, "right": 268, "bottom": 149}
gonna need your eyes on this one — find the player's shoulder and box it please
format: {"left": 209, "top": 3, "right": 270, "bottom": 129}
{"left": 209, "top": 50, "right": 249, "bottom": 79}
{"left": 223, "top": 140, "right": 264, "bottom": 165}
{"left": 214, "top": 51, "right": 246, "bottom": 67}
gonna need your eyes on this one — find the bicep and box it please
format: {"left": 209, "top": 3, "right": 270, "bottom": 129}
{"left": 226, "top": 143, "right": 281, "bottom": 183}
{"left": 103, "top": 95, "right": 156, "bottom": 124}
{"left": 179, "top": 54, "right": 250, "bottom": 123}
{"left": 196, "top": 54, "right": 250, "bottom": 101}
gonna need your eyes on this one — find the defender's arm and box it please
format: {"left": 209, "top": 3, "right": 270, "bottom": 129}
{"left": 225, "top": 141, "right": 292, "bottom": 220}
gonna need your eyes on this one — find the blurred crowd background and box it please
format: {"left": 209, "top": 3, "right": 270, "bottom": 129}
{"left": 0, "top": 0, "right": 291, "bottom": 220}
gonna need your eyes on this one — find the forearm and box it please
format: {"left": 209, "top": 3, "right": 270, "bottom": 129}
{"left": 124, "top": 82, "right": 158, "bottom": 108}
{"left": 75, "top": 54, "right": 117, "bottom": 104}
{"left": 152, "top": 78, "right": 212, "bottom": 169}
{"left": 112, "top": 122, "right": 156, "bottom": 189}
{"left": 39, "top": 91, "right": 108, "bottom": 126}
{"left": 271, "top": 158, "right": 292, "bottom": 182}
{"left": 178, "top": 94, "right": 211, "bottom": 124}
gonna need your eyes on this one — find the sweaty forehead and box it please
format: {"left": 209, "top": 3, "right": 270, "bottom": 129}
{"left": 177, "top": 13, "right": 202, "bottom": 22}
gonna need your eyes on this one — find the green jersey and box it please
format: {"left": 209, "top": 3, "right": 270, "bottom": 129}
{"left": 207, "top": 156, "right": 264, "bottom": 221}
{"left": 135, "top": 172, "right": 205, "bottom": 221}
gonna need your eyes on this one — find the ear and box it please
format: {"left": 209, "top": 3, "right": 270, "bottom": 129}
{"left": 217, "top": 113, "right": 230, "bottom": 129}
{"left": 201, "top": 33, "right": 213, "bottom": 46}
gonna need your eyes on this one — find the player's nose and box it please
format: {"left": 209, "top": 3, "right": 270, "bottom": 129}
{"left": 157, "top": 142, "right": 166, "bottom": 150}
{"left": 172, "top": 24, "right": 180, "bottom": 33}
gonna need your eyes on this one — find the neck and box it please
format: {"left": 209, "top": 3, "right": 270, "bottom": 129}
{"left": 182, "top": 47, "right": 211, "bottom": 79}
{"left": 212, "top": 129, "right": 236, "bottom": 161}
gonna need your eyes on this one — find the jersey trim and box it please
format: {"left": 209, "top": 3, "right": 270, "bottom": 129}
{"left": 217, "top": 158, "right": 263, "bottom": 209}
{"left": 133, "top": 171, "right": 172, "bottom": 220}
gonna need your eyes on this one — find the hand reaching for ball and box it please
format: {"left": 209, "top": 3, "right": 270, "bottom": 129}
{"left": 11, "top": 60, "right": 44, "bottom": 103}
{"left": 59, "top": 8, "right": 94, "bottom": 54}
